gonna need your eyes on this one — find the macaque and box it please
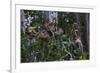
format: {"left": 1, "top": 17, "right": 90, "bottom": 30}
{"left": 75, "top": 36, "right": 83, "bottom": 54}
{"left": 44, "top": 21, "right": 55, "bottom": 36}
{"left": 44, "top": 21, "right": 55, "bottom": 31}
{"left": 72, "top": 22, "right": 79, "bottom": 29}
{"left": 27, "top": 26, "right": 50, "bottom": 39}
{"left": 44, "top": 21, "right": 64, "bottom": 36}
{"left": 71, "top": 22, "right": 83, "bottom": 54}
{"left": 71, "top": 22, "right": 79, "bottom": 40}
{"left": 71, "top": 29, "right": 79, "bottom": 40}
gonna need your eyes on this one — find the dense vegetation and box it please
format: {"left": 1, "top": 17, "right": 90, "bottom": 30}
{"left": 21, "top": 10, "right": 89, "bottom": 63}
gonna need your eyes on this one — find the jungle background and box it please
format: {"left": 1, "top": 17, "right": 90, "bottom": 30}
{"left": 21, "top": 10, "right": 89, "bottom": 63}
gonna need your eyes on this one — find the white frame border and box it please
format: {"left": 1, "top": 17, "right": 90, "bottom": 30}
{"left": 11, "top": 1, "right": 96, "bottom": 73}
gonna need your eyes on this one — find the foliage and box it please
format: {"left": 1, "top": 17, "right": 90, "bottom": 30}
{"left": 21, "top": 10, "right": 89, "bottom": 63}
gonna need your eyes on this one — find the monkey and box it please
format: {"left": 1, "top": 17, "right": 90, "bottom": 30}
{"left": 71, "top": 22, "right": 83, "bottom": 55}
{"left": 74, "top": 36, "right": 83, "bottom": 54}
{"left": 26, "top": 26, "right": 50, "bottom": 39}
{"left": 44, "top": 21, "right": 55, "bottom": 36}
{"left": 44, "top": 21, "right": 64, "bottom": 37}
